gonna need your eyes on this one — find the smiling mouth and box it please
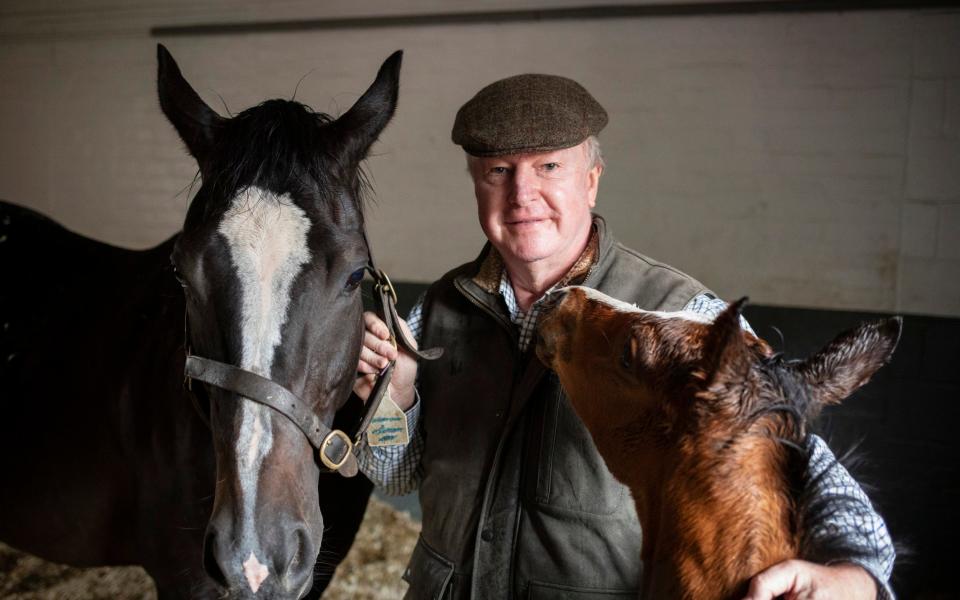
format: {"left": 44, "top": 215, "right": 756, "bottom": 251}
{"left": 506, "top": 218, "right": 546, "bottom": 226}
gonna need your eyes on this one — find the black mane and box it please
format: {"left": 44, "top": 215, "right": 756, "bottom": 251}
{"left": 748, "top": 356, "right": 881, "bottom": 568}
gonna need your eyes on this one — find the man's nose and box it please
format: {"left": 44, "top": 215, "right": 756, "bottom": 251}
{"left": 509, "top": 167, "right": 538, "bottom": 205}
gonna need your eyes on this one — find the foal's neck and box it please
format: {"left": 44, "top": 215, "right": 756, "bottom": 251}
{"left": 634, "top": 433, "right": 799, "bottom": 600}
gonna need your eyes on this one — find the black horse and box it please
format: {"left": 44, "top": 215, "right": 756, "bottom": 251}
{"left": 0, "top": 45, "right": 403, "bottom": 598}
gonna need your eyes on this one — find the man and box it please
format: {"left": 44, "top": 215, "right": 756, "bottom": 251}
{"left": 354, "top": 74, "right": 894, "bottom": 599}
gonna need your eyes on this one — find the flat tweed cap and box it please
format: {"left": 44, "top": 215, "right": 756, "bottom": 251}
{"left": 452, "top": 73, "right": 608, "bottom": 156}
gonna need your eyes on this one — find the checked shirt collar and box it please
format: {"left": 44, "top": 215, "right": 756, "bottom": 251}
{"left": 472, "top": 225, "right": 600, "bottom": 353}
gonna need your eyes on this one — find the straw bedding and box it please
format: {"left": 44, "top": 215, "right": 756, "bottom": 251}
{"left": 0, "top": 497, "right": 418, "bottom": 599}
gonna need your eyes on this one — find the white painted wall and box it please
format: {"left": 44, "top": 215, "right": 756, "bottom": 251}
{"left": 1, "top": 2, "right": 958, "bottom": 316}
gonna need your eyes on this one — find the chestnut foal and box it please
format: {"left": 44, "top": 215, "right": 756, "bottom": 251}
{"left": 536, "top": 286, "right": 899, "bottom": 600}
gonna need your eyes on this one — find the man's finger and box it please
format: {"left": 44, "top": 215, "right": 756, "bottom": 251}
{"left": 743, "top": 560, "right": 802, "bottom": 600}
{"left": 362, "top": 331, "right": 398, "bottom": 361}
{"left": 362, "top": 311, "right": 391, "bottom": 340}
{"left": 357, "top": 356, "right": 382, "bottom": 374}
{"left": 358, "top": 347, "right": 389, "bottom": 371}
{"left": 352, "top": 373, "right": 377, "bottom": 402}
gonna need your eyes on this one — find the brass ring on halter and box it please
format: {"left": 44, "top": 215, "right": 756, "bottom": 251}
{"left": 376, "top": 268, "right": 398, "bottom": 306}
{"left": 320, "top": 430, "right": 354, "bottom": 471}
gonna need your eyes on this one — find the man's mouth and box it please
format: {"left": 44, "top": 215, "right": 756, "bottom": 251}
{"left": 505, "top": 217, "right": 546, "bottom": 226}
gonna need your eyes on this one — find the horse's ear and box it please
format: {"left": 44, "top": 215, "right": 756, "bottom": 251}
{"left": 698, "top": 297, "right": 751, "bottom": 392}
{"left": 794, "top": 317, "right": 901, "bottom": 408}
{"left": 157, "top": 44, "right": 223, "bottom": 168}
{"left": 328, "top": 50, "right": 402, "bottom": 166}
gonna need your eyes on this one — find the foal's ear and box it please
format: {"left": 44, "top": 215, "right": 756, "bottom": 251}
{"left": 699, "top": 297, "right": 751, "bottom": 391}
{"left": 795, "top": 317, "right": 901, "bottom": 408}
{"left": 157, "top": 44, "right": 223, "bottom": 168}
{"left": 328, "top": 50, "right": 402, "bottom": 166}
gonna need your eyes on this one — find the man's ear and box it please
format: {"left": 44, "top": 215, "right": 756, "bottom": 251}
{"left": 793, "top": 317, "right": 902, "bottom": 409}
{"left": 586, "top": 163, "right": 602, "bottom": 209}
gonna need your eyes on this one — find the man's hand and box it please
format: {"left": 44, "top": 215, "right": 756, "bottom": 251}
{"left": 743, "top": 560, "right": 877, "bottom": 600}
{"left": 354, "top": 311, "right": 419, "bottom": 410}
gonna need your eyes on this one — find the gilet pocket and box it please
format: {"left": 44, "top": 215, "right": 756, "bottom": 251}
{"left": 527, "top": 580, "right": 638, "bottom": 599}
{"left": 531, "top": 378, "right": 626, "bottom": 515}
{"left": 402, "top": 535, "right": 455, "bottom": 600}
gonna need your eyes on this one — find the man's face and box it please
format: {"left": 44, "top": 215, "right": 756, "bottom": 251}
{"left": 470, "top": 141, "right": 601, "bottom": 267}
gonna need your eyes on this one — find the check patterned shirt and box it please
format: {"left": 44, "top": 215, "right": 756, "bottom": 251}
{"left": 356, "top": 272, "right": 896, "bottom": 598}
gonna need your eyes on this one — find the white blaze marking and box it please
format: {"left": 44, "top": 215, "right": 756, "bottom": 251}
{"left": 242, "top": 551, "right": 270, "bottom": 593}
{"left": 218, "top": 186, "right": 312, "bottom": 543}
{"left": 570, "top": 286, "right": 714, "bottom": 324}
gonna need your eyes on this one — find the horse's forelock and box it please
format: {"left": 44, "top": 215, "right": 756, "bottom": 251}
{"left": 197, "top": 99, "right": 370, "bottom": 221}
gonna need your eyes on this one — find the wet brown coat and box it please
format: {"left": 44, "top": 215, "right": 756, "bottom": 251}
{"left": 537, "top": 288, "right": 899, "bottom": 600}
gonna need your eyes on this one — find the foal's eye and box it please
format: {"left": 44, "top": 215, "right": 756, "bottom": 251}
{"left": 345, "top": 268, "right": 365, "bottom": 290}
{"left": 621, "top": 338, "right": 636, "bottom": 371}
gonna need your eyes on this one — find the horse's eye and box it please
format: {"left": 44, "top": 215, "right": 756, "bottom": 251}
{"left": 170, "top": 257, "right": 187, "bottom": 288}
{"left": 346, "top": 268, "right": 365, "bottom": 290}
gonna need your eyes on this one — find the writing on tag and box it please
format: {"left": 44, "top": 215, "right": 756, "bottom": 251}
{"left": 367, "top": 388, "right": 410, "bottom": 447}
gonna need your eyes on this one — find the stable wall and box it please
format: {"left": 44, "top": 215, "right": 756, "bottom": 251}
{"left": 1, "top": 2, "right": 958, "bottom": 318}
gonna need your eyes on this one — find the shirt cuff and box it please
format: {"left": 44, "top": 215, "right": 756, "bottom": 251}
{"left": 403, "top": 388, "right": 421, "bottom": 428}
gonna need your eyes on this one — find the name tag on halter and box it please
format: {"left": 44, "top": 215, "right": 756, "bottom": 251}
{"left": 367, "top": 389, "right": 410, "bottom": 447}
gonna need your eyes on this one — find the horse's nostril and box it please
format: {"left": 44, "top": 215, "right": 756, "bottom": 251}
{"left": 202, "top": 529, "right": 228, "bottom": 588}
{"left": 272, "top": 525, "right": 318, "bottom": 597}
{"left": 285, "top": 527, "right": 317, "bottom": 585}
{"left": 292, "top": 528, "right": 310, "bottom": 572}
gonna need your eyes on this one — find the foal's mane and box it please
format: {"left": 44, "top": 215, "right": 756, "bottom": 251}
{"left": 200, "top": 99, "right": 372, "bottom": 218}
{"left": 746, "top": 353, "right": 880, "bottom": 568}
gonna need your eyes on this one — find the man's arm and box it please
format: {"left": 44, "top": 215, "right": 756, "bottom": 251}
{"left": 354, "top": 396, "right": 425, "bottom": 496}
{"left": 792, "top": 434, "right": 895, "bottom": 597}
{"left": 353, "top": 297, "right": 428, "bottom": 496}
{"left": 684, "top": 294, "right": 895, "bottom": 599}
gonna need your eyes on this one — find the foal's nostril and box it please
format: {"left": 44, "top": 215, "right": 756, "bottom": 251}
{"left": 202, "top": 528, "right": 228, "bottom": 588}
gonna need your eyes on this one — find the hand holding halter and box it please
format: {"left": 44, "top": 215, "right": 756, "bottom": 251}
{"left": 183, "top": 262, "right": 442, "bottom": 478}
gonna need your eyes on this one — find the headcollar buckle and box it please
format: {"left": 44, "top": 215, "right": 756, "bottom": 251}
{"left": 320, "top": 429, "right": 354, "bottom": 471}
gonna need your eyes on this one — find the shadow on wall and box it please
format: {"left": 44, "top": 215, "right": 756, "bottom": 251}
{"left": 368, "top": 281, "right": 959, "bottom": 600}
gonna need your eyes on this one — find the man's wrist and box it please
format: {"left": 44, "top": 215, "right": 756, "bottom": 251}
{"left": 392, "top": 385, "right": 416, "bottom": 411}
{"left": 832, "top": 561, "right": 889, "bottom": 600}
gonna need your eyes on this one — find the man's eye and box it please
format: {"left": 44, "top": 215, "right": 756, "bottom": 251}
{"left": 490, "top": 166, "right": 509, "bottom": 175}
{"left": 542, "top": 162, "right": 559, "bottom": 171}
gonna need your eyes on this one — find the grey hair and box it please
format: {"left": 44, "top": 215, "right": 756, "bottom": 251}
{"left": 584, "top": 135, "right": 605, "bottom": 170}
{"left": 464, "top": 135, "right": 605, "bottom": 175}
